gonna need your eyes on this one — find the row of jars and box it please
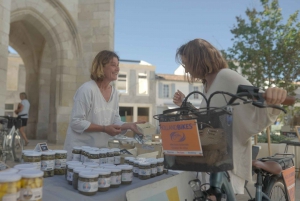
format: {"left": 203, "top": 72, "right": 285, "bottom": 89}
{"left": 22, "top": 149, "right": 67, "bottom": 178}
{"left": 0, "top": 164, "right": 44, "bottom": 201}
{"left": 72, "top": 146, "right": 121, "bottom": 165}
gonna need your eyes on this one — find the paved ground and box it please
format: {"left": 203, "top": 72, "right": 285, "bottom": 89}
{"left": 5, "top": 140, "right": 300, "bottom": 200}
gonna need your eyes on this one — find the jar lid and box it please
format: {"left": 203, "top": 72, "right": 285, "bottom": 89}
{"left": 125, "top": 157, "right": 135, "bottom": 160}
{"left": 73, "top": 146, "right": 82, "bottom": 150}
{"left": 66, "top": 161, "right": 82, "bottom": 165}
{"left": 79, "top": 171, "right": 98, "bottom": 178}
{"left": 100, "top": 164, "right": 116, "bottom": 167}
{"left": 55, "top": 150, "right": 67, "bottom": 154}
{"left": 73, "top": 167, "right": 87, "bottom": 174}
{"left": 41, "top": 151, "right": 55, "bottom": 155}
{"left": 81, "top": 146, "right": 91, "bottom": 149}
{"left": 88, "top": 150, "right": 99, "bottom": 155}
{"left": 0, "top": 174, "right": 21, "bottom": 182}
{"left": 111, "top": 148, "right": 120, "bottom": 152}
{"left": 18, "top": 169, "right": 44, "bottom": 178}
{"left": 117, "top": 165, "right": 133, "bottom": 170}
{"left": 24, "top": 151, "right": 42, "bottom": 156}
{"left": 69, "top": 164, "right": 85, "bottom": 170}
{"left": 109, "top": 168, "right": 121, "bottom": 173}
{"left": 14, "top": 164, "right": 36, "bottom": 171}
{"left": 139, "top": 162, "right": 150, "bottom": 166}
{"left": 98, "top": 150, "right": 107, "bottom": 154}
{"left": 157, "top": 158, "right": 164, "bottom": 163}
{"left": 93, "top": 169, "right": 111, "bottom": 175}
{"left": 22, "top": 149, "right": 34, "bottom": 153}
{"left": 149, "top": 160, "right": 157, "bottom": 164}
{"left": 83, "top": 162, "right": 99, "bottom": 168}
{"left": 0, "top": 168, "right": 19, "bottom": 174}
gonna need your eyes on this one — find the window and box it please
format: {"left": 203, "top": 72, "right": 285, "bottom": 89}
{"left": 163, "top": 84, "right": 169, "bottom": 98}
{"left": 5, "top": 103, "right": 14, "bottom": 116}
{"left": 138, "top": 73, "right": 148, "bottom": 95}
{"left": 117, "top": 73, "right": 127, "bottom": 93}
{"left": 193, "top": 86, "right": 199, "bottom": 99}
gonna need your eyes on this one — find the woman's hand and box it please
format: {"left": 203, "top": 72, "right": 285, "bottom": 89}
{"left": 173, "top": 90, "right": 185, "bottom": 107}
{"left": 128, "top": 121, "right": 146, "bottom": 135}
{"left": 105, "top": 125, "right": 122, "bottom": 136}
{"left": 264, "top": 87, "right": 287, "bottom": 105}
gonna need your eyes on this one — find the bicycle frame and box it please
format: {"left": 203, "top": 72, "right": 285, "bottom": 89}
{"left": 209, "top": 172, "right": 236, "bottom": 201}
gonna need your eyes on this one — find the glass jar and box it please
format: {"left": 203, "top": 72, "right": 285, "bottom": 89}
{"left": 82, "top": 148, "right": 91, "bottom": 163}
{"left": 138, "top": 162, "right": 151, "bottom": 180}
{"left": 23, "top": 151, "right": 42, "bottom": 170}
{"left": 88, "top": 151, "right": 100, "bottom": 163}
{"left": 156, "top": 158, "right": 164, "bottom": 176}
{"left": 21, "top": 150, "right": 34, "bottom": 163}
{"left": 72, "top": 146, "right": 82, "bottom": 161}
{"left": 133, "top": 160, "right": 140, "bottom": 177}
{"left": 109, "top": 168, "right": 122, "bottom": 188}
{"left": 14, "top": 164, "right": 36, "bottom": 172}
{"left": 73, "top": 168, "right": 92, "bottom": 190}
{"left": 125, "top": 157, "right": 135, "bottom": 165}
{"left": 93, "top": 169, "right": 111, "bottom": 192}
{"left": 98, "top": 151, "right": 107, "bottom": 164}
{"left": 65, "top": 161, "right": 82, "bottom": 180}
{"left": 112, "top": 148, "right": 121, "bottom": 165}
{"left": 0, "top": 168, "right": 19, "bottom": 175}
{"left": 41, "top": 151, "right": 55, "bottom": 178}
{"left": 106, "top": 150, "right": 114, "bottom": 164}
{"left": 54, "top": 150, "right": 67, "bottom": 175}
{"left": 78, "top": 171, "right": 99, "bottom": 196}
{"left": 67, "top": 164, "right": 85, "bottom": 185}
{"left": 19, "top": 169, "right": 44, "bottom": 201}
{"left": 118, "top": 165, "right": 133, "bottom": 185}
{"left": 0, "top": 174, "right": 21, "bottom": 200}
{"left": 149, "top": 159, "right": 157, "bottom": 178}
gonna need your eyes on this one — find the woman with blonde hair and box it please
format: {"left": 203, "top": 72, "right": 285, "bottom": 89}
{"left": 173, "top": 39, "right": 287, "bottom": 197}
{"left": 64, "top": 50, "right": 143, "bottom": 160}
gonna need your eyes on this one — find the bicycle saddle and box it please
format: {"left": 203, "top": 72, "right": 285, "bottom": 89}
{"left": 252, "top": 160, "right": 282, "bottom": 175}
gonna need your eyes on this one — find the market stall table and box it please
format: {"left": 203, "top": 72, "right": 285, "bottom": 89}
{"left": 42, "top": 171, "right": 177, "bottom": 201}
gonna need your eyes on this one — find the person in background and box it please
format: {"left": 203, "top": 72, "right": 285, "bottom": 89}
{"left": 172, "top": 38, "right": 287, "bottom": 198}
{"left": 14, "top": 92, "right": 30, "bottom": 146}
{"left": 63, "top": 50, "right": 144, "bottom": 160}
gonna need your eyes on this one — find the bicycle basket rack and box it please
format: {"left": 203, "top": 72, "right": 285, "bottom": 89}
{"left": 153, "top": 91, "right": 234, "bottom": 172}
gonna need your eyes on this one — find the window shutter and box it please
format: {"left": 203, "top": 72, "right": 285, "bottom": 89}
{"left": 171, "top": 83, "right": 175, "bottom": 99}
{"left": 189, "top": 84, "right": 194, "bottom": 99}
{"left": 158, "top": 82, "right": 163, "bottom": 98}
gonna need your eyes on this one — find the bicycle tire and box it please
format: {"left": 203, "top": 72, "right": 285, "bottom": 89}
{"left": 12, "top": 131, "right": 23, "bottom": 162}
{"left": 263, "top": 179, "right": 288, "bottom": 201}
{"left": 0, "top": 130, "right": 7, "bottom": 163}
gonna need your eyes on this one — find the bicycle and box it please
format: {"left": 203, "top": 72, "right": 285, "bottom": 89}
{"left": 0, "top": 116, "right": 24, "bottom": 163}
{"left": 154, "top": 85, "right": 296, "bottom": 201}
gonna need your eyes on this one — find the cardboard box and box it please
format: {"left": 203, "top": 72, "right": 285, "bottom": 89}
{"left": 136, "top": 123, "right": 156, "bottom": 135}
{"left": 135, "top": 143, "right": 163, "bottom": 158}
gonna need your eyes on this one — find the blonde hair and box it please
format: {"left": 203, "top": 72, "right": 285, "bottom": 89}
{"left": 90, "top": 50, "right": 119, "bottom": 81}
{"left": 176, "top": 39, "right": 228, "bottom": 84}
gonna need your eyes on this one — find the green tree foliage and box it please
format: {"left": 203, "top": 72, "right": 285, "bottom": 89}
{"left": 226, "top": 0, "right": 300, "bottom": 94}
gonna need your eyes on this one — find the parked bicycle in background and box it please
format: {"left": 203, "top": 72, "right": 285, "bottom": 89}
{"left": 0, "top": 116, "right": 24, "bottom": 163}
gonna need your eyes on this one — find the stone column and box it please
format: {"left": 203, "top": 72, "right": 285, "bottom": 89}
{"left": 0, "top": 0, "right": 11, "bottom": 115}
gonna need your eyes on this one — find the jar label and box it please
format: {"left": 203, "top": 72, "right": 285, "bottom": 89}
{"left": 78, "top": 181, "right": 98, "bottom": 192}
{"left": 151, "top": 167, "right": 157, "bottom": 174}
{"left": 25, "top": 162, "right": 41, "bottom": 170}
{"left": 80, "top": 155, "right": 84, "bottom": 162}
{"left": 133, "top": 167, "right": 139, "bottom": 173}
{"left": 72, "top": 154, "right": 81, "bottom": 161}
{"left": 55, "top": 159, "right": 66, "bottom": 169}
{"left": 67, "top": 171, "right": 74, "bottom": 181}
{"left": 122, "top": 172, "right": 133, "bottom": 181}
{"left": 139, "top": 168, "right": 151, "bottom": 176}
{"left": 41, "top": 160, "right": 54, "bottom": 171}
{"left": 2, "top": 192, "right": 20, "bottom": 201}
{"left": 110, "top": 175, "right": 121, "bottom": 185}
{"left": 107, "top": 157, "right": 114, "bottom": 164}
{"left": 114, "top": 156, "right": 121, "bottom": 164}
{"left": 157, "top": 165, "right": 164, "bottom": 173}
{"left": 98, "top": 177, "right": 110, "bottom": 188}
{"left": 99, "top": 158, "right": 106, "bottom": 164}
{"left": 20, "top": 187, "right": 42, "bottom": 201}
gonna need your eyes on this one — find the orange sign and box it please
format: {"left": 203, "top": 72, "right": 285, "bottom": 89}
{"left": 160, "top": 120, "right": 203, "bottom": 156}
{"left": 282, "top": 166, "right": 295, "bottom": 201}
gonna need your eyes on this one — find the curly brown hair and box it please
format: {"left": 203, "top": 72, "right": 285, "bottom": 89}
{"left": 90, "top": 50, "right": 119, "bottom": 81}
{"left": 176, "top": 39, "right": 228, "bottom": 84}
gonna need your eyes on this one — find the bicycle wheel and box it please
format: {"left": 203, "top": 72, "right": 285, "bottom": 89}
{"left": 264, "top": 179, "right": 288, "bottom": 201}
{"left": 12, "top": 131, "right": 23, "bottom": 162}
{"left": 0, "top": 131, "right": 7, "bottom": 163}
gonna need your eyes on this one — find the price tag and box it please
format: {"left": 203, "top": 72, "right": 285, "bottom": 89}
{"left": 160, "top": 119, "right": 203, "bottom": 156}
{"left": 34, "top": 142, "right": 49, "bottom": 152}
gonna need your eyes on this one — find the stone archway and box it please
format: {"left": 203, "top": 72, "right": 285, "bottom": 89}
{"left": 0, "top": 0, "right": 115, "bottom": 144}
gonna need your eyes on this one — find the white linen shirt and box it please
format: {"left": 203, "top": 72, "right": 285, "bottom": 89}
{"left": 63, "top": 80, "right": 124, "bottom": 160}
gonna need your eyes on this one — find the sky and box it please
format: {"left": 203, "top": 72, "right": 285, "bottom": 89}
{"left": 8, "top": 0, "right": 299, "bottom": 75}
{"left": 114, "top": 0, "right": 300, "bottom": 74}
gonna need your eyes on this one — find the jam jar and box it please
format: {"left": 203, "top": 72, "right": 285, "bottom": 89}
{"left": 98, "top": 150, "right": 107, "bottom": 164}
{"left": 54, "top": 150, "right": 67, "bottom": 175}
{"left": 65, "top": 161, "right": 82, "bottom": 180}
{"left": 78, "top": 171, "right": 99, "bottom": 196}
{"left": 93, "top": 169, "right": 111, "bottom": 192}
{"left": 67, "top": 164, "right": 85, "bottom": 185}
{"left": 88, "top": 150, "right": 100, "bottom": 163}
{"left": 72, "top": 167, "right": 87, "bottom": 190}
{"left": 132, "top": 160, "right": 140, "bottom": 177}
{"left": 41, "top": 151, "right": 55, "bottom": 177}
{"left": 138, "top": 162, "right": 151, "bottom": 180}
{"left": 112, "top": 148, "right": 121, "bottom": 165}
{"left": 23, "top": 151, "right": 42, "bottom": 170}
{"left": 118, "top": 165, "right": 133, "bottom": 185}
{"left": 156, "top": 158, "right": 164, "bottom": 176}
{"left": 109, "top": 168, "right": 122, "bottom": 188}
{"left": 72, "top": 146, "right": 82, "bottom": 161}
{"left": 106, "top": 150, "right": 114, "bottom": 164}
{"left": 149, "top": 159, "right": 157, "bottom": 178}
